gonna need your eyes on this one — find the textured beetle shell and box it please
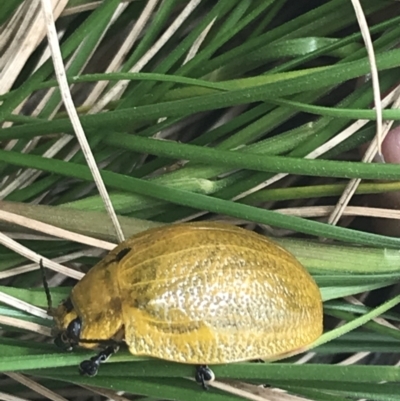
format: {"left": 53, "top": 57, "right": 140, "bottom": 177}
{"left": 67, "top": 222, "right": 323, "bottom": 364}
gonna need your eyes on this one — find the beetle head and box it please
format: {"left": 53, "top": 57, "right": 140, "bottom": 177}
{"left": 51, "top": 298, "right": 82, "bottom": 351}
{"left": 39, "top": 260, "right": 83, "bottom": 351}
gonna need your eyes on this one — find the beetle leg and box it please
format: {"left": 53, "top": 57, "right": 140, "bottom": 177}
{"left": 195, "top": 365, "right": 215, "bottom": 390}
{"left": 79, "top": 345, "right": 119, "bottom": 376}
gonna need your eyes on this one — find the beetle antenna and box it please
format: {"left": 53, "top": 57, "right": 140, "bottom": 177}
{"left": 40, "top": 259, "right": 53, "bottom": 314}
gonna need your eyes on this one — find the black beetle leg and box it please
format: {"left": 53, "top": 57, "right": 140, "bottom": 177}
{"left": 79, "top": 345, "right": 119, "bottom": 376}
{"left": 195, "top": 365, "right": 215, "bottom": 390}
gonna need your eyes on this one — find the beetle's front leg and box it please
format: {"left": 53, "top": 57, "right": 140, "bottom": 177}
{"left": 195, "top": 365, "right": 215, "bottom": 390}
{"left": 79, "top": 345, "right": 119, "bottom": 376}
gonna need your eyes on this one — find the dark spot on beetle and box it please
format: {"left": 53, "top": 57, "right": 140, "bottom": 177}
{"left": 130, "top": 291, "right": 153, "bottom": 310}
{"left": 91, "top": 298, "right": 122, "bottom": 324}
{"left": 109, "top": 297, "right": 121, "bottom": 313}
{"left": 63, "top": 298, "right": 74, "bottom": 313}
{"left": 93, "top": 310, "right": 114, "bottom": 325}
{"left": 150, "top": 321, "right": 201, "bottom": 335}
{"left": 115, "top": 247, "right": 131, "bottom": 262}
{"left": 130, "top": 266, "right": 158, "bottom": 285}
{"left": 104, "top": 269, "right": 112, "bottom": 281}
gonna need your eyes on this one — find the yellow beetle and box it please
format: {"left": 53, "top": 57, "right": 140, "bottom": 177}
{"left": 46, "top": 222, "right": 323, "bottom": 387}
